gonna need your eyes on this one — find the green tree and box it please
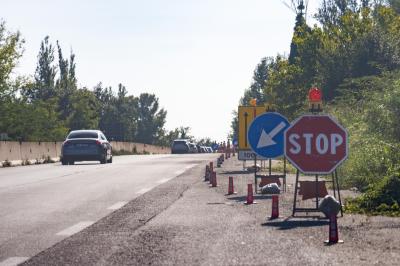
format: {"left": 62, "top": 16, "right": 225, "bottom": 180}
{"left": 68, "top": 88, "right": 99, "bottom": 130}
{"left": 56, "top": 41, "right": 78, "bottom": 122}
{"left": 240, "top": 57, "right": 270, "bottom": 105}
{"left": 135, "top": 93, "right": 167, "bottom": 144}
{"left": 0, "top": 20, "right": 23, "bottom": 99}
{"left": 24, "top": 36, "right": 57, "bottom": 101}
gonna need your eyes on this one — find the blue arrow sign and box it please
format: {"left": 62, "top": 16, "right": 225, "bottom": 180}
{"left": 232, "top": 138, "right": 238, "bottom": 146}
{"left": 247, "top": 112, "right": 290, "bottom": 159}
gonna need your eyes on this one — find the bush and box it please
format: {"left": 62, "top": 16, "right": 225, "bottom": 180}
{"left": 2, "top": 160, "right": 11, "bottom": 167}
{"left": 345, "top": 172, "right": 400, "bottom": 216}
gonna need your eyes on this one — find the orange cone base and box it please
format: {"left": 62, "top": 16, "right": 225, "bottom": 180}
{"left": 324, "top": 239, "right": 344, "bottom": 245}
{"left": 243, "top": 201, "right": 258, "bottom": 205}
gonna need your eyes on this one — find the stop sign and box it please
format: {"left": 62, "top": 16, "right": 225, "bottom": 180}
{"left": 284, "top": 115, "right": 348, "bottom": 174}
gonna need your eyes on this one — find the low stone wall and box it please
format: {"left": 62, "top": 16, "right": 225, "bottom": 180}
{"left": 0, "top": 141, "right": 170, "bottom": 165}
{"left": 109, "top": 141, "right": 171, "bottom": 154}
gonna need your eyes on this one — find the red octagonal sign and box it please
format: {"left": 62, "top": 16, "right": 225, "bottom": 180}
{"left": 284, "top": 115, "right": 348, "bottom": 174}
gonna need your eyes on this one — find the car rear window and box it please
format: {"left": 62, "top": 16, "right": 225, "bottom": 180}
{"left": 173, "top": 141, "right": 187, "bottom": 145}
{"left": 68, "top": 132, "right": 98, "bottom": 139}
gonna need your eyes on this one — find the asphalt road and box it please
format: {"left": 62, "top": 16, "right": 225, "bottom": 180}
{"left": 0, "top": 154, "right": 215, "bottom": 265}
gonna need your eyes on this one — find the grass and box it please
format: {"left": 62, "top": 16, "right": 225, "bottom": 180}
{"left": 112, "top": 147, "right": 153, "bottom": 156}
{"left": 270, "top": 159, "right": 297, "bottom": 174}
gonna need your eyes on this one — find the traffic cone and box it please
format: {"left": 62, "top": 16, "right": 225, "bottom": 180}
{"left": 270, "top": 195, "right": 279, "bottom": 219}
{"left": 204, "top": 165, "right": 210, "bottom": 181}
{"left": 245, "top": 184, "right": 254, "bottom": 204}
{"left": 210, "top": 171, "right": 217, "bottom": 187}
{"left": 227, "top": 176, "right": 236, "bottom": 195}
{"left": 324, "top": 214, "right": 343, "bottom": 244}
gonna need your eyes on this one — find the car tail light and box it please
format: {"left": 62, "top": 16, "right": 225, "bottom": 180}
{"left": 63, "top": 140, "right": 69, "bottom": 146}
{"left": 96, "top": 140, "right": 102, "bottom": 145}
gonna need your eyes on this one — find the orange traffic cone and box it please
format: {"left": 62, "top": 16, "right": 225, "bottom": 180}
{"left": 205, "top": 165, "right": 210, "bottom": 181}
{"left": 270, "top": 195, "right": 279, "bottom": 219}
{"left": 227, "top": 176, "right": 236, "bottom": 195}
{"left": 324, "top": 214, "right": 343, "bottom": 244}
{"left": 245, "top": 184, "right": 254, "bottom": 204}
{"left": 211, "top": 171, "right": 217, "bottom": 187}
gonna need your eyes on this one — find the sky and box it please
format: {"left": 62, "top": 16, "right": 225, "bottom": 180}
{"left": 2, "top": 0, "right": 319, "bottom": 142}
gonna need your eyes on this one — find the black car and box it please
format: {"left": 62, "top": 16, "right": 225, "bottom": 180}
{"left": 171, "top": 139, "right": 190, "bottom": 154}
{"left": 61, "top": 130, "right": 112, "bottom": 165}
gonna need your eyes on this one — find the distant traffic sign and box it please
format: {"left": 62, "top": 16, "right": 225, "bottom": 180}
{"left": 284, "top": 115, "right": 348, "bottom": 174}
{"left": 238, "top": 150, "right": 267, "bottom": 161}
{"left": 232, "top": 138, "right": 238, "bottom": 146}
{"left": 238, "top": 106, "right": 268, "bottom": 150}
{"left": 247, "top": 112, "right": 290, "bottom": 159}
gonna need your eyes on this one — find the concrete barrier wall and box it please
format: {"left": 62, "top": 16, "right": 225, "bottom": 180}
{"left": 0, "top": 141, "right": 170, "bottom": 163}
{"left": 109, "top": 141, "right": 171, "bottom": 154}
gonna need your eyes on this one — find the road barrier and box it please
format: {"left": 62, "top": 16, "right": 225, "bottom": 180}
{"left": 205, "top": 165, "right": 210, "bottom": 181}
{"left": 245, "top": 184, "right": 254, "bottom": 204}
{"left": 270, "top": 195, "right": 279, "bottom": 219}
{"left": 211, "top": 171, "right": 217, "bottom": 187}
{"left": 227, "top": 176, "right": 236, "bottom": 195}
{"left": 325, "top": 214, "right": 343, "bottom": 244}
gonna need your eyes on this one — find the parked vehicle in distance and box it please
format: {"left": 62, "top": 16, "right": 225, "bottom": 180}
{"left": 61, "top": 130, "right": 112, "bottom": 165}
{"left": 196, "top": 144, "right": 202, "bottom": 153}
{"left": 189, "top": 143, "right": 198, "bottom": 153}
{"left": 206, "top": 147, "right": 213, "bottom": 153}
{"left": 171, "top": 139, "right": 190, "bottom": 154}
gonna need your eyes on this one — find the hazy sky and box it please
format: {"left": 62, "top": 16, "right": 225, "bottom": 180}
{"left": 2, "top": 0, "right": 319, "bottom": 142}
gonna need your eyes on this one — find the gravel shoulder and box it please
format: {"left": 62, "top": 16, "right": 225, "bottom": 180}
{"left": 23, "top": 155, "right": 400, "bottom": 265}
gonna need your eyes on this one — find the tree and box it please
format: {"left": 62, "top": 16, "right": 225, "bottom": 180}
{"left": 56, "top": 41, "right": 77, "bottom": 121}
{"left": 0, "top": 21, "right": 23, "bottom": 101}
{"left": 240, "top": 57, "right": 270, "bottom": 105}
{"left": 288, "top": 0, "right": 310, "bottom": 65}
{"left": 68, "top": 88, "right": 99, "bottom": 130}
{"left": 135, "top": 93, "right": 167, "bottom": 144}
{"left": 25, "top": 36, "right": 57, "bottom": 101}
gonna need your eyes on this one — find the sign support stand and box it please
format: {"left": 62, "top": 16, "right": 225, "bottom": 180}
{"left": 292, "top": 169, "right": 343, "bottom": 217}
{"left": 253, "top": 115, "right": 288, "bottom": 193}
{"left": 289, "top": 87, "right": 346, "bottom": 217}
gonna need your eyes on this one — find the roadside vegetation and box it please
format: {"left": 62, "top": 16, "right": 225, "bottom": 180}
{"left": 232, "top": 0, "right": 400, "bottom": 216}
{"left": 0, "top": 24, "right": 191, "bottom": 146}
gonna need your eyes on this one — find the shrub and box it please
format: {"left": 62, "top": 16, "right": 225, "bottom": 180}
{"left": 345, "top": 172, "right": 400, "bottom": 216}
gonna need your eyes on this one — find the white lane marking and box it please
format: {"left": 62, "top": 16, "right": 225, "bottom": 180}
{"left": 174, "top": 163, "right": 198, "bottom": 176}
{"left": 136, "top": 187, "right": 151, "bottom": 194}
{"left": 107, "top": 201, "right": 128, "bottom": 210}
{"left": 174, "top": 170, "right": 185, "bottom": 176}
{"left": 156, "top": 177, "right": 171, "bottom": 184}
{"left": 185, "top": 163, "right": 198, "bottom": 170}
{"left": 0, "top": 257, "right": 29, "bottom": 266}
{"left": 56, "top": 221, "right": 94, "bottom": 236}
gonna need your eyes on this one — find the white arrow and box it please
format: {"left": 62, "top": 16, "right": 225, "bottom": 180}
{"left": 257, "top": 122, "right": 286, "bottom": 148}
